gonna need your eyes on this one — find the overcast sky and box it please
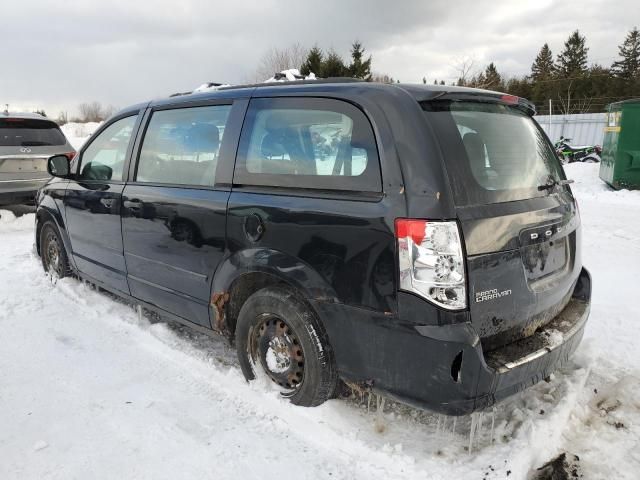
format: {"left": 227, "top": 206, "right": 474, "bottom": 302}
{"left": 2, "top": 0, "right": 635, "bottom": 117}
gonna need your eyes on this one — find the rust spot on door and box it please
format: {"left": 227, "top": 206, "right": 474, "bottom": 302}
{"left": 211, "top": 292, "right": 229, "bottom": 332}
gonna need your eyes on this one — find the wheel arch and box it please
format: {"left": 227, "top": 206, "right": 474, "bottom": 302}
{"left": 35, "top": 204, "right": 73, "bottom": 269}
{"left": 210, "top": 248, "right": 338, "bottom": 335}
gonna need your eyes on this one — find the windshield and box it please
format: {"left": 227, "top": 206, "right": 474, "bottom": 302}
{"left": 422, "top": 101, "right": 563, "bottom": 206}
{"left": 0, "top": 118, "right": 67, "bottom": 147}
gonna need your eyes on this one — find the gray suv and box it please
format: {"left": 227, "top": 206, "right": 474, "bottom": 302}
{"left": 0, "top": 112, "right": 75, "bottom": 206}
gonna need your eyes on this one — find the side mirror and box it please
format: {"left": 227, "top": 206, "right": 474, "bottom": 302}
{"left": 47, "top": 155, "right": 71, "bottom": 178}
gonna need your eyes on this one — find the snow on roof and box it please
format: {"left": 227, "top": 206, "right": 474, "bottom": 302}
{"left": 193, "top": 82, "right": 231, "bottom": 93}
{"left": 264, "top": 69, "right": 316, "bottom": 83}
{"left": 190, "top": 69, "right": 317, "bottom": 94}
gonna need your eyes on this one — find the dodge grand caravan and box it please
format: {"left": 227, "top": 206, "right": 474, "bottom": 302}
{"left": 35, "top": 80, "right": 591, "bottom": 415}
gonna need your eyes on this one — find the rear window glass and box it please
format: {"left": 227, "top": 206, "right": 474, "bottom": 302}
{"left": 234, "top": 97, "right": 381, "bottom": 192}
{"left": 422, "top": 101, "right": 563, "bottom": 205}
{"left": 0, "top": 118, "right": 67, "bottom": 147}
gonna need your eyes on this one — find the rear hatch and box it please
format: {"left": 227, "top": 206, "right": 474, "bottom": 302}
{"left": 422, "top": 96, "right": 581, "bottom": 351}
{"left": 0, "top": 117, "right": 70, "bottom": 179}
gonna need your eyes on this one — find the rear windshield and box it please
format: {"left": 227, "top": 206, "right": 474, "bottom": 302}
{"left": 0, "top": 118, "right": 67, "bottom": 147}
{"left": 422, "top": 101, "right": 563, "bottom": 206}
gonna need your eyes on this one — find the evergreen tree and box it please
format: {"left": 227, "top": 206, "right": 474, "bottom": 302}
{"left": 483, "top": 62, "right": 502, "bottom": 89}
{"left": 556, "top": 30, "right": 589, "bottom": 77}
{"left": 611, "top": 27, "right": 640, "bottom": 79}
{"left": 531, "top": 43, "right": 555, "bottom": 80}
{"left": 321, "top": 50, "right": 347, "bottom": 77}
{"left": 422, "top": 76, "right": 427, "bottom": 84}
{"left": 300, "top": 46, "right": 323, "bottom": 76}
{"left": 347, "top": 41, "right": 372, "bottom": 79}
{"left": 505, "top": 77, "right": 533, "bottom": 102}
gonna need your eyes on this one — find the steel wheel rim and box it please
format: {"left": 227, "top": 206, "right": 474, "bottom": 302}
{"left": 249, "top": 313, "right": 305, "bottom": 394}
{"left": 45, "top": 232, "right": 62, "bottom": 276}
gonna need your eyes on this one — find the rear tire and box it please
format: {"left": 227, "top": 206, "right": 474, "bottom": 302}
{"left": 235, "top": 286, "right": 338, "bottom": 407}
{"left": 39, "top": 221, "right": 71, "bottom": 278}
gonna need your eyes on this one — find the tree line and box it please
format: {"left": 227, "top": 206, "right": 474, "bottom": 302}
{"left": 456, "top": 28, "right": 640, "bottom": 114}
{"left": 258, "top": 28, "right": 639, "bottom": 114}
{"left": 39, "top": 28, "right": 640, "bottom": 124}
{"left": 253, "top": 41, "right": 376, "bottom": 82}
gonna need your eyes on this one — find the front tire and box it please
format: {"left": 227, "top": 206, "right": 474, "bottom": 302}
{"left": 235, "top": 286, "right": 338, "bottom": 407}
{"left": 40, "top": 221, "right": 71, "bottom": 278}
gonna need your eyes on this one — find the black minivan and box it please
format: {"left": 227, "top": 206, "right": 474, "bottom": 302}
{"left": 36, "top": 80, "right": 591, "bottom": 415}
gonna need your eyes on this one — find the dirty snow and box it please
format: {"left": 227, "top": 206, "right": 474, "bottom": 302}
{"left": 0, "top": 163, "right": 639, "bottom": 479}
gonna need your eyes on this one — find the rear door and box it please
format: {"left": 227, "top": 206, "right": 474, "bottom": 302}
{"left": 64, "top": 113, "right": 141, "bottom": 293}
{"left": 227, "top": 96, "right": 395, "bottom": 313}
{"left": 121, "top": 100, "right": 246, "bottom": 328}
{"left": 422, "top": 100, "right": 581, "bottom": 351}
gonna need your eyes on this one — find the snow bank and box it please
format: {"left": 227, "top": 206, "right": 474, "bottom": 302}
{"left": 564, "top": 161, "right": 640, "bottom": 205}
{"left": 59, "top": 122, "right": 101, "bottom": 150}
{"left": 1, "top": 163, "right": 639, "bottom": 479}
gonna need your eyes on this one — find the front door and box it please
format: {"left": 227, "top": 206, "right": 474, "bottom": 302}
{"left": 121, "top": 103, "right": 239, "bottom": 327}
{"left": 64, "top": 114, "right": 140, "bottom": 293}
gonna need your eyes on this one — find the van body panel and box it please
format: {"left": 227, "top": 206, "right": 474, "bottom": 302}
{"left": 34, "top": 81, "right": 590, "bottom": 415}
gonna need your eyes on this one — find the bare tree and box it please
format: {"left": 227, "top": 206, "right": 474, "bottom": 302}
{"left": 557, "top": 83, "right": 593, "bottom": 114}
{"left": 57, "top": 111, "right": 69, "bottom": 125}
{"left": 450, "top": 55, "right": 477, "bottom": 86}
{"left": 102, "top": 105, "right": 117, "bottom": 119}
{"left": 370, "top": 72, "right": 396, "bottom": 84}
{"left": 77, "top": 102, "right": 116, "bottom": 122}
{"left": 252, "top": 43, "right": 309, "bottom": 82}
{"left": 78, "top": 102, "right": 103, "bottom": 122}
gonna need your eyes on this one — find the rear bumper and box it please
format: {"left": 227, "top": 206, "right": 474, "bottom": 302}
{"left": 315, "top": 267, "right": 591, "bottom": 415}
{"left": 0, "top": 178, "right": 49, "bottom": 205}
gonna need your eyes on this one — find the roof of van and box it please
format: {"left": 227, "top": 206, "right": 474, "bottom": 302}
{"left": 116, "top": 79, "right": 522, "bottom": 116}
{"left": 197, "top": 79, "right": 507, "bottom": 101}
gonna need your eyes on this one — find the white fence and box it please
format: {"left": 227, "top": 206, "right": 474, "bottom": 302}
{"left": 534, "top": 113, "right": 607, "bottom": 146}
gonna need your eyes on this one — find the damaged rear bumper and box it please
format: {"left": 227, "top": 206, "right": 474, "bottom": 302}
{"left": 314, "top": 267, "right": 591, "bottom": 416}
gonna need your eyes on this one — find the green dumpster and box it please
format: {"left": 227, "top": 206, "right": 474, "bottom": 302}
{"left": 600, "top": 99, "right": 640, "bottom": 190}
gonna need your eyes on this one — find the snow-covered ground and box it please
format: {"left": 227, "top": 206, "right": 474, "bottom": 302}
{"left": 59, "top": 122, "right": 101, "bottom": 150}
{"left": 0, "top": 163, "right": 638, "bottom": 479}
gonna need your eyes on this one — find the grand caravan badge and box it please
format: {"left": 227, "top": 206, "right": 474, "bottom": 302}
{"left": 475, "top": 288, "right": 512, "bottom": 303}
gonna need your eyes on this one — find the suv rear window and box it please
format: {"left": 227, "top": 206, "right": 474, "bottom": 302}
{"left": 0, "top": 118, "right": 67, "bottom": 147}
{"left": 422, "top": 101, "right": 563, "bottom": 205}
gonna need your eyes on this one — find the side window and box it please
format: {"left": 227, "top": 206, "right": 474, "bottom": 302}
{"left": 79, "top": 115, "right": 138, "bottom": 181}
{"left": 235, "top": 98, "right": 381, "bottom": 192}
{"left": 135, "top": 105, "right": 231, "bottom": 187}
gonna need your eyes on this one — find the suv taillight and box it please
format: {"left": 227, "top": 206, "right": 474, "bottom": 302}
{"left": 395, "top": 219, "right": 466, "bottom": 310}
{"left": 64, "top": 152, "right": 76, "bottom": 161}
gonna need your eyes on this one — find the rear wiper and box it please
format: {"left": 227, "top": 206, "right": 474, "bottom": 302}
{"left": 538, "top": 177, "right": 574, "bottom": 191}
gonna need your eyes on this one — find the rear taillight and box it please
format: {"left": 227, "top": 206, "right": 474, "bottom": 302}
{"left": 395, "top": 219, "right": 466, "bottom": 310}
{"left": 64, "top": 152, "right": 76, "bottom": 161}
